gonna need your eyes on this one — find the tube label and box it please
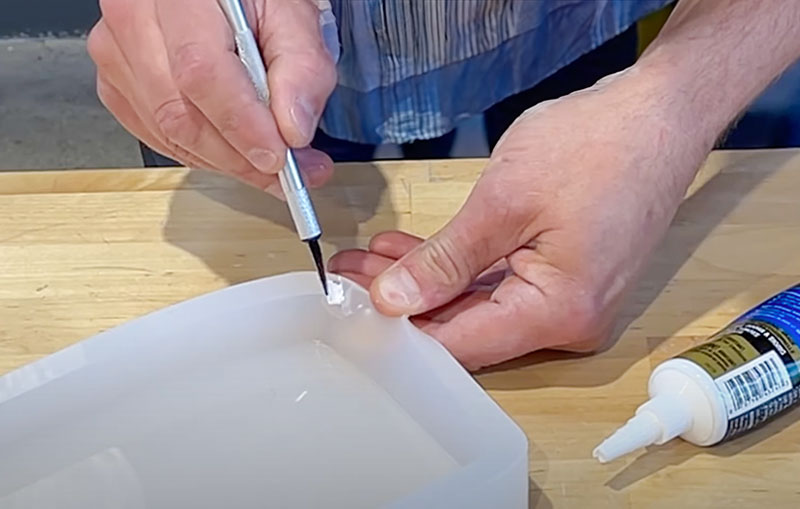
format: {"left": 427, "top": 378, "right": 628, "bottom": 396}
{"left": 679, "top": 285, "right": 800, "bottom": 440}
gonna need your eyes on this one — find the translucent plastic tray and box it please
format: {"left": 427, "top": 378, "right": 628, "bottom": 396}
{"left": 0, "top": 272, "right": 528, "bottom": 508}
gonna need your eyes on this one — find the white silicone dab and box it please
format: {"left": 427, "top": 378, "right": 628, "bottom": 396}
{"left": 325, "top": 276, "right": 345, "bottom": 306}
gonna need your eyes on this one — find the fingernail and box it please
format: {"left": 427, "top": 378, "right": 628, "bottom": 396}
{"left": 290, "top": 97, "right": 316, "bottom": 144}
{"left": 249, "top": 148, "right": 278, "bottom": 174}
{"left": 377, "top": 266, "right": 421, "bottom": 311}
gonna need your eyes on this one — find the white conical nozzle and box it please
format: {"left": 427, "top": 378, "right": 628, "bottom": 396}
{"left": 593, "top": 394, "right": 692, "bottom": 463}
{"left": 593, "top": 411, "right": 661, "bottom": 463}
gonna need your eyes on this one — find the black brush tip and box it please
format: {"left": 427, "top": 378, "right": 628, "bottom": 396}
{"left": 307, "top": 238, "right": 328, "bottom": 295}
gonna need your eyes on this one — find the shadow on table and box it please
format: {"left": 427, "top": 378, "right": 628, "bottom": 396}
{"left": 604, "top": 403, "right": 800, "bottom": 490}
{"left": 528, "top": 437, "right": 554, "bottom": 509}
{"left": 478, "top": 150, "right": 797, "bottom": 390}
{"left": 529, "top": 476, "right": 553, "bottom": 509}
{"left": 162, "top": 163, "right": 390, "bottom": 285}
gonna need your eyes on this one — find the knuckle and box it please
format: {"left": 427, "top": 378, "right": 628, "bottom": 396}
{"left": 87, "top": 24, "right": 117, "bottom": 70}
{"left": 153, "top": 99, "right": 198, "bottom": 148}
{"left": 479, "top": 178, "right": 529, "bottom": 222}
{"left": 86, "top": 27, "right": 106, "bottom": 63}
{"left": 419, "top": 236, "right": 469, "bottom": 288}
{"left": 171, "top": 43, "right": 215, "bottom": 97}
{"left": 216, "top": 107, "right": 245, "bottom": 138}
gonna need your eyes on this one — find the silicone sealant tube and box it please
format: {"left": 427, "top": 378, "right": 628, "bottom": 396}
{"left": 594, "top": 284, "right": 800, "bottom": 463}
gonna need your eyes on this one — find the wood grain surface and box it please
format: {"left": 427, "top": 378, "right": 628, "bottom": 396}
{"left": 1, "top": 150, "right": 799, "bottom": 507}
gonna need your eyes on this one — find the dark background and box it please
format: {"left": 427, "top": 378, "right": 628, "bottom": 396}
{"left": 1, "top": 0, "right": 100, "bottom": 37}
{"left": 2, "top": 0, "right": 800, "bottom": 149}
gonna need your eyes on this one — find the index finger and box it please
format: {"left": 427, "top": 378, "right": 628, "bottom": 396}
{"left": 156, "top": 0, "right": 289, "bottom": 174}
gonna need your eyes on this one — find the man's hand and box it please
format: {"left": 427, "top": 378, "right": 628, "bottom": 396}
{"left": 88, "top": 0, "right": 336, "bottom": 196}
{"left": 330, "top": 72, "right": 710, "bottom": 370}
{"left": 331, "top": 0, "right": 800, "bottom": 371}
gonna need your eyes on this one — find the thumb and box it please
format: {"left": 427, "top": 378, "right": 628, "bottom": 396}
{"left": 257, "top": 0, "right": 337, "bottom": 147}
{"left": 371, "top": 188, "right": 525, "bottom": 316}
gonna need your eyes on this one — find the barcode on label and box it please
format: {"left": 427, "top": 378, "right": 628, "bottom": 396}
{"left": 715, "top": 351, "right": 793, "bottom": 418}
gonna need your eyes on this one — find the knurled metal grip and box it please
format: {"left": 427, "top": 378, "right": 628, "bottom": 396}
{"left": 220, "top": 0, "right": 322, "bottom": 243}
{"left": 280, "top": 167, "right": 322, "bottom": 242}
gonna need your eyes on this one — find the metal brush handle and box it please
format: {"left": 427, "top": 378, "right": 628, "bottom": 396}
{"left": 218, "top": 0, "right": 322, "bottom": 241}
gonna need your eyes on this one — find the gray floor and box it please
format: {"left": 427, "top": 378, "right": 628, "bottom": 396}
{"left": 0, "top": 37, "right": 488, "bottom": 172}
{"left": 0, "top": 38, "right": 141, "bottom": 170}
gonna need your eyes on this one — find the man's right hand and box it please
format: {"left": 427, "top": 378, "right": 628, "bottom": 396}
{"left": 88, "top": 0, "right": 337, "bottom": 196}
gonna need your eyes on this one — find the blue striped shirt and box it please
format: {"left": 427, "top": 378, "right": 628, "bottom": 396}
{"left": 319, "top": 0, "right": 671, "bottom": 145}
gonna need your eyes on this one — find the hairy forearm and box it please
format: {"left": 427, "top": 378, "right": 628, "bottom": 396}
{"left": 636, "top": 0, "right": 800, "bottom": 150}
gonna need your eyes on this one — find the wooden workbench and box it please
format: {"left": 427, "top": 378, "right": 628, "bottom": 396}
{"left": 1, "top": 150, "right": 799, "bottom": 507}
